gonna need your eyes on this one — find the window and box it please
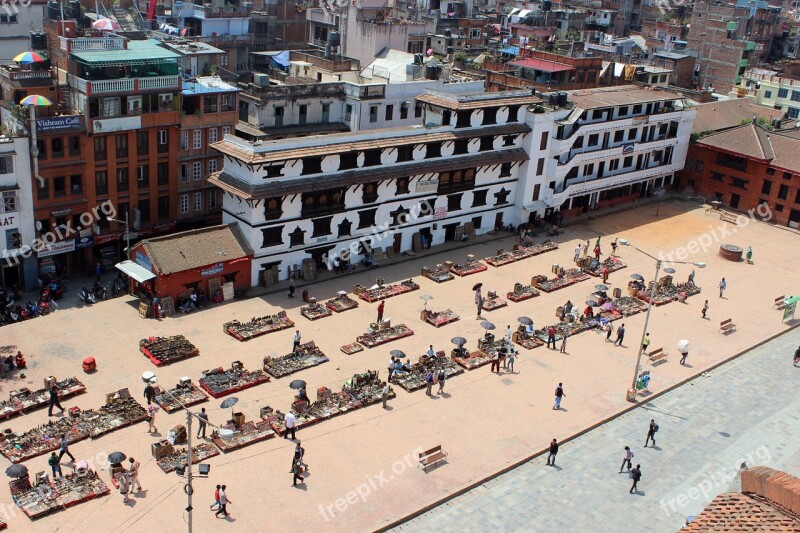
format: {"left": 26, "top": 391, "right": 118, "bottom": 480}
{"left": 358, "top": 208, "right": 377, "bottom": 229}
{"left": 415, "top": 102, "right": 423, "bottom": 118}
{"left": 208, "top": 128, "right": 218, "bottom": 144}
{"left": 761, "top": 180, "right": 773, "bottom": 195}
{"left": 137, "top": 131, "right": 149, "bottom": 156}
{"left": 95, "top": 171, "right": 108, "bottom": 195}
{"left": 203, "top": 95, "right": 218, "bottom": 113}
{"left": 479, "top": 136, "right": 493, "bottom": 152}
{"left": 221, "top": 94, "right": 234, "bottom": 111}
{"left": 686, "top": 158, "right": 694, "bottom": 171}
{"left": 765, "top": 90, "right": 773, "bottom": 99}
{"left": 623, "top": 156, "right": 633, "bottom": 167}
{"left": 264, "top": 197, "right": 283, "bottom": 220}
{"left": 426, "top": 142, "right": 442, "bottom": 159}
{"left": 785, "top": 172, "right": 793, "bottom": 180}
{"left": 94, "top": 137, "right": 107, "bottom": 161}
{"left": 5, "top": 230, "right": 21, "bottom": 250}
{"left": 322, "top": 103, "right": 330, "bottom": 121}
{"left": 193, "top": 192, "right": 202, "bottom": 211}
{"left": 209, "top": 159, "right": 218, "bottom": 174}
{"left": 438, "top": 168, "right": 476, "bottom": 194}
{"left": 628, "top": 128, "right": 637, "bottom": 140}
{"left": 618, "top": 106, "right": 629, "bottom": 117}
{"left": 792, "top": 90, "right": 800, "bottom": 102}
{"left": 385, "top": 105, "right": 394, "bottom": 121}
{"left": 447, "top": 193, "right": 462, "bottom": 211}
{"left": 345, "top": 104, "right": 353, "bottom": 121}
{"left": 500, "top": 162, "right": 512, "bottom": 177}
{"left": 778, "top": 88, "right": 789, "bottom": 98}
{"left": 494, "top": 187, "right": 510, "bottom": 205}
{"left": 193, "top": 130, "right": 202, "bottom": 150}
{"left": 116, "top": 134, "right": 128, "bottom": 158}
{"left": 536, "top": 158, "right": 545, "bottom": 176}
{"left": 261, "top": 226, "right": 283, "bottom": 247}
{"left": 2, "top": 192, "right": 16, "bottom": 213}
{"left": 362, "top": 182, "right": 379, "bottom": 204}
{"left": 193, "top": 161, "right": 203, "bottom": 180}
{"left": 180, "top": 164, "right": 190, "bottom": 183}
{"left": 50, "top": 176, "right": 65, "bottom": 198}
{"left": 710, "top": 171, "right": 724, "bottom": 182}
{"left": 789, "top": 107, "right": 800, "bottom": 120}
{"left": 503, "top": 135, "right": 515, "bottom": 147}
{"left": 775, "top": 204, "right": 784, "bottom": 212}
{"left": 100, "top": 97, "right": 121, "bottom": 118}
{"left": 299, "top": 105, "right": 307, "bottom": 125}
{"left": 312, "top": 216, "right": 333, "bottom": 237}
{"left": 609, "top": 159, "right": 619, "bottom": 171}
{"left": 36, "top": 179, "right": 48, "bottom": 200}
{"left": 633, "top": 104, "right": 642, "bottom": 114}
{"left": 730, "top": 176, "right": 748, "bottom": 189}
{"left": 539, "top": 131, "right": 548, "bottom": 150}
{"left": 117, "top": 168, "right": 129, "bottom": 192}
{"left": 614, "top": 131, "right": 624, "bottom": 143}
{"left": 396, "top": 177, "right": 409, "bottom": 195}
{"left": 137, "top": 165, "right": 149, "bottom": 185}
{"left": 69, "top": 136, "right": 80, "bottom": 157}
{"left": 51, "top": 138, "right": 64, "bottom": 158}
{"left": 779, "top": 184, "right": 789, "bottom": 200}
{"left": 289, "top": 227, "right": 305, "bottom": 247}
{"left": 128, "top": 95, "right": 142, "bottom": 115}
{"left": 0, "top": 14, "right": 18, "bottom": 23}
{"left": 181, "top": 131, "right": 189, "bottom": 150}
{"left": 338, "top": 218, "right": 352, "bottom": 237}
{"left": 507, "top": 106, "right": 519, "bottom": 123}
{"left": 222, "top": 126, "right": 231, "bottom": 136}
{"left": 158, "top": 93, "right": 173, "bottom": 112}
{"left": 588, "top": 134, "right": 599, "bottom": 146}
{"left": 158, "top": 196, "right": 169, "bottom": 219}
{"left": 695, "top": 160, "right": 704, "bottom": 173}
{"left": 138, "top": 199, "right": 151, "bottom": 224}
{"left": 584, "top": 163, "right": 594, "bottom": 177}
{"left": 208, "top": 190, "right": 217, "bottom": 209}
{"left": 400, "top": 103, "right": 409, "bottom": 119}
{"left": 472, "top": 189, "right": 487, "bottom": 207}
{"left": 158, "top": 130, "right": 168, "bottom": 153}
{"left": 179, "top": 194, "right": 189, "bottom": 214}
{"left": 0, "top": 156, "right": 12, "bottom": 174}
{"left": 369, "top": 106, "right": 378, "bottom": 123}
{"left": 157, "top": 163, "right": 169, "bottom": 185}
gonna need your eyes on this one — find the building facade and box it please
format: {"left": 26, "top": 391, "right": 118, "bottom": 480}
{"left": 732, "top": 70, "right": 800, "bottom": 119}
{"left": 0, "top": 136, "right": 36, "bottom": 291}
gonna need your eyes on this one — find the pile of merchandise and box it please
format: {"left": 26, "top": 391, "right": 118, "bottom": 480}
{"left": 451, "top": 350, "right": 492, "bottom": 370}
{"left": 583, "top": 256, "right": 627, "bottom": 277}
{"left": 356, "top": 324, "right": 414, "bottom": 348}
{"left": 358, "top": 280, "right": 420, "bottom": 303}
{"left": 139, "top": 335, "right": 199, "bottom": 366}
{"left": 300, "top": 300, "right": 332, "bottom": 321}
{"left": 212, "top": 420, "right": 275, "bottom": 452}
{"left": 392, "top": 356, "right": 463, "bottom": 392}
{"left": 450, "top": 258, "right": 487, "bottom": 277}
{"left": 263, "top": 341, "right": 329, "bottom": 378}
{"left": 481, "top": 291, "right": 508, "bottom": 312}
{"left": 532, "top": 268, "right": 590, "bottom": 292}
{"left": 10, "top": 470, "right": 109, "bottom": 519}
{"left": 421, "top": 309, "right": 460, "bottom": 328}
{"left": 340, "top": 343, "right": 364, "bottom": 355}
{"left": 484, "top": 250, "right": 516, "bottom": 267}
{"left": 1, "top": 377, "right": 86, "bottom": 419}
{"left": 224, "top": 311, "right": 295, "bottom": 341}
{"left": 506, "top": 283, "right": 540, "bottom": 302}
{"left": 156, "top": 443, "right": 220, "bottom": 473}
{"left": 153, "top": 382, "right": 208, "bottom": 413}
{"left": 325, "top": 293, "right": 359, "bottom": 312}
{"left": 199, "top": 363, "right": 271, "bottom": 398}
{"left": 421, "top": 264, "right": 454, "bottom": 283}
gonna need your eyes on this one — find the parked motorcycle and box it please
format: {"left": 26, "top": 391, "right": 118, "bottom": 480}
{"left": 79, "top": 287, "right": 97, "bottom": 306}
{"left": 90, "top": 281, "right": 108, "bottom": 300}
{"left": 41, "top": 279, "right": 66, "bottom": 301}
{"left": 37, "top": 299, "right": 51, "bottom": 316}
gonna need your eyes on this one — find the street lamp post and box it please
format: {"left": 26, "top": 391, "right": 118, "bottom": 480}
{"left": 108, "top": 212, "right": 131, "bottom": 260}
{"left": 619, "top": 240, "right": 706, "bottom": 403}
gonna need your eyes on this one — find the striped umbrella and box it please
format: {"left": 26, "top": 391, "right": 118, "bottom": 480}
{"left": 19, "top": 95, "right": 52, "bottom": 106}
{"left": 92, "top": 18, "right": 121, "bottom": 31}
{"left": 13, "top": 51, "right": 46, "bottom": 64}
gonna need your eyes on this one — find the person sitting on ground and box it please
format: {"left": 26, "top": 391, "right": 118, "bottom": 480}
{"left": 584, "top": 305, "right": 594, "bottom": 319}
{"left": 212, "top": 288, "right": 223, "bottom": 304}
{"left": 295, "top": 387, "right": 310, "bottom": 404}
{"left": 196, "top": 288, "right": 208, "bottom": 308}
{"left": 564, "top": 300, "right": 573, "bottom": 314}
{"left": 402, "top": 359, "right": 413, "bottom": 372}
{"left": 4, "top": 356, "right": 14, "bottom": 372}
{"left": 189, "top": 292, "right": 199, "bottom": 311}
{"left": 15, "top": 351, "right": 26, "bottom": 369}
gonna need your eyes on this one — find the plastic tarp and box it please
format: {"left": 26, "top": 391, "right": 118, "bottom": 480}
{"left": 500, "top": 46, "right": 519, "bottom": 56}
{"left": 271, "top": 50, "right": 290, "bottom": 69}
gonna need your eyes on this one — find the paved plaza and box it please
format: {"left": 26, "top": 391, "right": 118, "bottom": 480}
{"left": 0, "top": 199, "right": 798, "bottom": 532}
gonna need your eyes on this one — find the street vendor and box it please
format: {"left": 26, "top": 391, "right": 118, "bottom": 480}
{"left": 584, "top": 305, "right": 594, "bottom": 319}
{"left": 14, "top": 351, "right": 26, "bottom": 369}
{"left": 564, "top": 300, "right": 574, "bottom": 314}
{"left": 402, "top": 359, "right": 412, "bottom": 372}
{"left": 295, "top": 387, "right": 310, "bottom": 404}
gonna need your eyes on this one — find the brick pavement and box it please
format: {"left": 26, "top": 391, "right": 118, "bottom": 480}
{"left": 392, "top": 328, "right": 800, "bottom": 533}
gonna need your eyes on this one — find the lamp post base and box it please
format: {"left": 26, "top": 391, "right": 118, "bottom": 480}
{"left": 626, "top": 388, "right": 638, "bottom": 403}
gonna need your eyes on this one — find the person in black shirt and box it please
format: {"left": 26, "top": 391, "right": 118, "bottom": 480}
{"left": 644, "top": 419, "right": 657, "bottom": 447}
{"left": 144, "top": 383, "right": 155, "bottom": 405}
{"left": 48, "top": 385, "right": 65, "bottom": 416}
{"left": 630, "top": 465, "right": 642, "bottom": 494}
{"left": 546, "top": 438, "right": 559, "bottom": 466}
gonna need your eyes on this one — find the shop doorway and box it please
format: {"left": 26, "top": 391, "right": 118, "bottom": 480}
{"left": 494, "top": 212, "right": 504, "bottom": 230}
{"left": 0, "top": 263, "right": 21, "bottom": 293}
{"left": 443, "top": 223, "right": 458, "bottom": 241}
{"left": 419, "top": 227, "right": 432, "bottom": 248}
{"left": 393, "top": 233, "right": 402, "bottom": 254}
{"left": 730, "top": 193, "right": 740, "bottom": 209}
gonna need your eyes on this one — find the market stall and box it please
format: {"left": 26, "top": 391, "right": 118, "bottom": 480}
{"left": 391, "top": 354, "right": 463, "bottom": 392}
{"left": 449, "top": 255, "right": 487, "bottom": 277}
{"left": 340, "top": 342, "right": 364, "bottom": 355}
{"left": 154, "top": 442, "right": 220, "bottom": 473}
{"left": 263, "top": 341, "right": 329, "bottom": 378}
{"left": 300, "top": 298, "right": 332, "bottom": 321}
{"left": 484, "top": 249, "right": 516, "bottom": 267}
{"left": 0, "top": 417, "right": 89, "bottom": 463}
{"left": 512, "top": 326, "right": 544, "bottom": 350}
{"left": 139, "top": 335, "right": 199, "bottom": 366}
{"left": 513, "top": 240, "right": 559, "bottom": 258}
{"left": 532, "top": 267, "right": 591, "bottom": 292}
{"left": 420, "top": 308, "right": 460, "bottom": 328}
{"left": 0, "top": 400, "right": 21, "bottom": 421}
{"left": 10, "top": 470, "right": 110, "bottom": 519}
{"left": 211, "top": 420, "right": 276, "bottom": 453}
{"left": 635, "top": 276, "right": 702, "bottom": 306}
{"left": 481, "top": 290, "right": 508, "bottom": 311}
{"left": 451, "top": 350, "right": 492, "bottom": 370}
{"left": 198, "top": 362, "right": 271, "bottom": 398}
{"left": 507, "top": 283, "right": 540, "bottom": 302}
{"left": 86, "top": 389, "right": 148, "bottom": 439}
{"left": 356, "top": 324, "right": 414, "bottom": 348}
{"left": 356, "top": 279, "right": 420, "bottom": 303}
{"left": 583, "top": 256, "right": 627, "bottom": 277}
{"left": 535, "top": 318, "right": 597, "bottom": 343}
{"left": 224, "top": 311, "right": 295, "bottom": 341}
{"left": 15, "top": 378, "right": 86, "bottom": 414}
{"left": 420, "top": 264, "right": 454, "bottom": 283}
{"left": 152, "top": 380, "right": 208, "bottom": 413}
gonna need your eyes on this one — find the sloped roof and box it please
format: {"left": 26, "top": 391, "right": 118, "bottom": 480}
{"left": 683, "top": 493, "right": 800, "bottom": 532}
{"left": 697, "top": 124, "right": 800, "bottom": 173}
{"left": 138, "top": 223, "right": 252, "bottom": 275}
{"left": 692, "top": 98, "right": 784, "bottom": 134}
{"left": 416, "top": 90, "right": 541, "bottom": 110}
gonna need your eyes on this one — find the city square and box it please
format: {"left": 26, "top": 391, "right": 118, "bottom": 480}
{"left": 0, "top": 198, "right": 797, "bottom": 531}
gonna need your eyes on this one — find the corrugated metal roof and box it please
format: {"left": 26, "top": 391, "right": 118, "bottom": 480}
{"left": 510, "top": 57, "right": 573, "bottom": 73}
{"left": 71, "top": 39, "right": 180, "bottom": 64}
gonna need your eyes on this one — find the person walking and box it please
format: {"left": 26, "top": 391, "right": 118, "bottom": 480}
{"left": 602, "top": 266, "right": 609, "bottom": 283}
{"left": 546, "top": 438, "right": 559, "bottom": 466}
{"left": 505, "top": 325, "right": 513, "bottom": 344}
{"left": 680, "top": 347, "right": 689, "bottom": 365}
{"left": 292, "top": 460, "right": 305, "bottom": 486}
{"left": 702, "top": 300, "right": 709, "bottom": 319}
{"left": 377, "top": 299, "right": 385, "bottom": 324}
{"left": 611, "top": 238, "right": 618, "bottom": 256}
{"left": 688, "top": 269, "right": 696, "bottom": 286}
{"left": 547, "top": 325, "right": 557, "bottom": 349}
{"left": 614, "top": 323, "right": 625, "bottom": 347}
{"left": 644, "top": 419, "right": 658, "bottom": 447}
{"left": 382, "top": 381, "right": 390, "bottom": 408}
{"left": 95, "top": 262, "right": 102, "bottom": 282}
{"left": 437, "top": 368, "right": 446, "bottom": 394}
{"left": 476, "top": 294, "right": 484, "bottom": 318}
{"left": 210, "top": 484, "right": 221, "bottom": 511}
{"left": 507, "top": 350, "right": 516, "bottom": 373}
{"left": 425, "top": 369, "right": 434, "bottom": 395}
{"left": 641, "top": 332, "right": 650, "bottom": 354}
{"left": 292, "top": 330, "right": 301, "bottom": 352}
{"left": 143, "top": 382, "right": 155, "bottom": 406}
{"left": 573, "top": 244, "right": 581, "bottom": 263}
{"left": 794, "top": 346, "right": 800, "bottom": 367}
{"left": 117, "top": 471, "right": 131, "bottom": 502}
{"left": 293, "top": 441, "right": 307, "bottom": 471}
{"left": 619, "top": 446, "right": 634, "bottom": 473}
{"left": 288, "top": 277, "right": 295, "bottom": 298}
{"left": 147, "top": 403, "right": 158, "bottom": 433}
{"left": 719, "top": 277, "right": 727, "bottom": 298}
{"left": 48, "top": 385, "right": 65, "bottom": 416}
{"left": 283, "top": 411, "right": 297, "bottom": 439}
{"left": 128, "top": 457, "right": 142, "bottom": 492}
{"left": 560, "top": 331, "right": 568, "bottom": 353}
{"left": 490, "top": 351, "right": 500, "bottom": 373}
{"left": 553, "top": 383, "right": 565, "bottom": 410}
{"left": 197, "top": 407, "right": 208, "bottom": 438}
{"left": 605, "top": 322, "right": 613, "bottom": 342}
{"left": 58, "top": 435, "right": 75, "bottom": 462}
{"left": 48, "top": 452, "right": 63, "bottom": 478}
{"left": 594, "top": 244, "right": 601, "bottom": 261}
{"left": 215, "top": 485, "right": 231, "bottom": 517}
{"left": 630, "top": 465, "right": 642, "bottom": 494}
{"left": 582, "top": 241, "right": 589, "bottom": 258}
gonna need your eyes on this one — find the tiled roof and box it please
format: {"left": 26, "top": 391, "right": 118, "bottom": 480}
{"left": 138, "top": 223, "right": 252, "bottom": 275}
{"left": 415, "top": 90, "right": 542, "bottom": 110}
{"left": 692, "top": 99, "right": 784, "bottom": 134}
{"left": 567, "top": 85, "right": 680, "bottom": 109}
{"left": 208, "top": 148, "right": 529, "bottom": 199}
{"left": 211, "top": 123, "right": 531, "bottom": 165}
{"left": 683, "top": 493, "right": 800, "bottom": 532}
{"left": 697, "top": 124, "right": 800, "bottom": 174}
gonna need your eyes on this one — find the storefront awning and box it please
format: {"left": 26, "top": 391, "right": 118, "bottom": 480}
{"left": 115, "top": 260, "right": 155, "bottom": 283}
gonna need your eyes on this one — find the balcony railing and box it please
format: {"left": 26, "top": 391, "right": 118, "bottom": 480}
{"left": 196, "top": 33, "right": 255, "bottom": 46}
{"left": 69, "top": 74, "right": 180, "bottom": 94}
{"left": 91, "top": 78, "right": 135, "bottom": 94}
{"left": 138, "top": 75, "right": 180, "bottom": 90}
{"left": 59, "top": 35, "right": 127, "bottom": 52}
{"left": 68, "top": 74, "right": 88, "bottom": 93}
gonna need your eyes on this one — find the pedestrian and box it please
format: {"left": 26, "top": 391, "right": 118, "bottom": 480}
{"left": 95, "top": 261, "right": 102, "bottom": 282}
{"left": 147, "top": 403, "right": 158, "bottom": 433}
{"left": 560, "top": 331, "right": 568, "bottom": 353}
{"left": 794, "top": 346, "right": 800, "bottom": 367}
{"left": 283, "top": 411, "right": 297, "bottom": 439}
{"left": 619, "top": 446, "right": 634, "bottom": 472}
{"left": 117, "top": 471, "right": 130, "bottom": 502}
{"left": 293, "top": 441, "right": 307, "bottom": 471}
{"left": 382, "top": 381, "right": 390, "bottom": 408}
{"left": 197, "top": 407, "right": 208, "bottom": 438}
{"left": 602, "top": 266, "right": 609, "bottom": 283}
{"left": 474, "top": 287, "right": 481, "bottom": 306}
{"left": 48, "top": 451, "right": 63, "bottom": 478}
{"left": 377, "top": 299, "right": 385, "bottom": 323}
{"left": 630, "top": 465, "right": 642, "bottom": 494}
{"left": 702, "top": 300, "right": 709, "bottom": 319}
{"left": 48, "top": 385, "right": 65, "bottom": 416}
{"left": 553, "top": 383, "right": 565, "bottom": 410}
{"left": 644, "top": 419, "right": 658, "bottom": 447}
{"left": 215, "top": 485, "right": 231, "bottom": 517}
{"left": 596, "top": 235, "right": 601, "bottom": 247}
{"left": 210, "top": 484, "right": 221, "bottom": 510}
{"left": 605, "top": 322, "right": 613, "bottom": 342}
{"left": 437, "top": 368, "right": 446, "bottom": 394}
{"left": 546, "top": 438, "right": 559, "bottom": 466}
{"left": 476, "top": 294, "right": 484, "bottom": 318}
{"left": 292, "top": 330, "right": 301, "bottom": 352}
{"left": 388, "top": 356, "right": 396, "bottom": 381}
{"left": 719, "top": 277, "right": 727, "bottom": 298}
{"left": 507, "top": 350, "right": 516, "bottom": 373}
{"left": 594, "top": 245, "right": 601, "bottom": 260}
{"left": 425, "top": 369, "right": 434, "bottom": 395}
{"left": 614, "top": 323, "right": 625, "bottom": 347}
{"left": 574, "top": 244, "right": 581, "bottom": 263}
{"left": 688, "top": 269, "right": 696, "bottom": 286}
{"left": 611, "top": 237, "right": 618, "bottom": 256}
{"left": 58, "top": 434, "right": 75, "bottom": 462}
{"left": 642, "top": 332, "right": 650, "bottom": 354}
{"left": 680, "top": 347, "right": 689, "bottom": 365}
{"left": 288, "top": 277, "right": 295, "bottom": 298}
{"left": 582, "top": 241, "right": 589, "bottom": 258}
{"left": 292, "top": 460, "right": 304, "bottom": 486}
{"left": 128, "top": 457, "right": 142, "bottom": 492}
{"left": 547, "top": 325, "right": 557, "bottom": 349}
{"left": 144, "top": 382, "right": 155, "bottom": 405}
{"left": 505, "top": 325, "right": 513, "bottom": 344}
{"left": 490, "top": 351, "right": 500, "bottom": 373}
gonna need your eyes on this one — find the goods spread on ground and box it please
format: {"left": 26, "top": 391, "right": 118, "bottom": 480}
{"left": 212, "top": 420, "right": 276, "bottom": 453}
{"left": 451, "top": 350, "right": 493, "bottom": 370}
{"left": 87, "top": 393, "right": 149, "bottom": 439}
{"left": 449, "top": 258, "right": 487, "bottom": 277}
{"left": 139, "top": 335, "right": 199, "bottom": 366}
{"left": 1, "top": 377, "right": 86, "bottom": 419}
{"left": 325, "top": 293, "right": 359, "bottom": 312}
{"left": 482, "top": 291, "right": 508, "bottom": 311}
{"left": 300, "top": 299, "right": 332, "bottom": 321}
{"left": 392, "top": 354, "right": 463, "bottom": 392}
{"left": 153, "top": 382, "right": 208, "bottom": 413}
{"left": 224, "top": 311, "right": 294, "bottom": 341}
{"left": 198, "top": 363, "right": 271, "bottom": 399}
{"left": 507, "top": 283, "right": 541, "bottom": 302}
{"left": 584, "top": 256, "right": 627, "bottom": 277}
{"left": 421, "top": 309, "right": 459, "bottom": 328}
{"left": 512, "top": 328, "right": 545, "bottom": 350}
{"left": 421, "top": 264, "right": 454, "bottom": 283}
{"left": 604, "top": 297, "right": 648, "bottom": 318}
{"left": 340, "top": 342, "right": 364, "bottom": 355}
{"left": 156, "top": 443, "right": 220, "bottom": 473}
{"left": 356, "top": 324, "right": 414, "bottom": 348}
{"left": 263, "top": 341, "right": 329, "bottom": 378}
{"left": 357, "top": 280, "right": 420, "bottom": 303}
{"left": 535, "top": 319, "right": 597, "bottom": 343}
{"left": 514, "top": 240, "right": 559, "bottom": 258}
{"left": 532, "top": 268, "right": 591, "bottom": 292}
{"left": 635, "top": 276, "right": 702, "bottom": 306}
{"left": 484, "top": 249, "right": 516, "bottom": 267}
{"left": 10, "top": 470, "right": 110, "bottom": 519}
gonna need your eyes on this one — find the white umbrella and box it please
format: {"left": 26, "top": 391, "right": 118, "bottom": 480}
{"left": 92, "top": 17, "right": 121, "bottom": 31}
{"left": 677, "top": 339, "right": 690, "bottom": 354}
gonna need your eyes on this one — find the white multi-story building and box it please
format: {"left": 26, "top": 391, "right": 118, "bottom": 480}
{"left": 0, "top": 2, "right": 45, "bottom": 63}
{"left": 0, "top": 135, "right": 36, "bottom": 291}
{"left": 520, "top": 86, "right": 696, "bottom": 221}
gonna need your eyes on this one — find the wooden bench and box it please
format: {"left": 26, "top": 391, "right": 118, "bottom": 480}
{"left": 775, "top": 296, "right": 786, "bottom": 310}
{"left": 720, "top": 318, "right": 737, "bottom": 334}
{"left": 720, "top": 212, "right": 739, "bottom": 224}
{"left": 418, "top": 445, "right": 448, "bottom": 472}
{"left": 648, "top": 347, "right": 668, "bottom": 364}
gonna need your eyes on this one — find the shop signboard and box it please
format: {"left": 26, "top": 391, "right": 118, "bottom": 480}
{"left": 200, "top": 262, "right": 224, "bottom": 277}
{"left": 94, "top": 232, "right": 122, "bottom": 245}
{"left": 135, "top": 252, "right": 154, "bottom": 273}
{"left": 433, "top": 207, "right": 448, "bottom": 220}
{"left": 50, "top": 208, "right": 72, "bottom": 217}
{"left": 37, "top": 240, "right": 76, "bottom": 258}
{"left": 75, "top": 235, "right": 94, "bottom": 249}
{"left": 36, "top": 116, "right": 83, "bottom": 134}
{"left": 92, "top": 116, "right": 141, "bottom": 134}
{"left": 415, "top": 179, "right": 439, "bottom": 194}
{"left": 783, "top": 296, "right": 798, "bottom": 322}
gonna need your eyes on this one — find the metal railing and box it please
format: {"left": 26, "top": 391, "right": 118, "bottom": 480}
{"left": 91, "top": 78, "right": 135, "bottom": 94}
{"left": 60, "top": 35, "right": 127, "bottom": 51}
{"left": 138, "top": 75, "right": 180, "bottom": 90}
{"left": 68, "top": 74, "right": 88, "bottom": 93}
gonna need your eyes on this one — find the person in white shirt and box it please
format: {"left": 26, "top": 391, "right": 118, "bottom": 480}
{"left": 574, "top": 245, "right": 581, "bottom": 263}
{"left": 128, "top": 457, "right": 142, "bottom": 492}
{"left": 382, "top": 381, "right": 390, "bottom": 408}
{"left": 283, "top": 411, "right": 297, "bottom": 440}
{"left": 619, "top": 446, "right": 634, "bottom": 472}
{"left": 505, "top": 325, "right": 513, "bottom": 343}
{"left": 426, "top": 345, "right": 435, "bottom": 357}
{"left": 292, "top": 330, "right": 301, "bottom": 352}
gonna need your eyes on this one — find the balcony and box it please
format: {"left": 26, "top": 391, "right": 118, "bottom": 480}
{"left": 69, "top": 74, "right": 181, "bottom": 95}
{"left": 175, "top": 2, "right": 252, "bottom": 18}
{"left": 59, "top": 35, "right": 127, "bottom": 52}
{"left": 196, "top": 33, "right": 255, "bottom": 47}
{"left": 0, "top": 66, "right": 54, "bottom": 87}
{"left": 307, "top": 8, "right": 336, "bottom": 24}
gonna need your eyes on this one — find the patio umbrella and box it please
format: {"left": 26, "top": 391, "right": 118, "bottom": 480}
{"left": 420, "top": 294, "right": 433, "bottom": 310}
{"left": 92, "top": 17, "right": 121, "bottom": 31}
{"left": 390, "top": 350, "right": 406, "bottom": 358}
{"left": 586, "top": 300, "right": 599, "bottom": 307}
{"left": 451, "top": 337, "right": 467, "bottom": 347}
{"left": 631, "top": 273, "right": 645, "bottom": 281}
{"left": 663, "top": 267, "right": 676, "bottom": 274}
{"left": 218, "top": 428, "right": 235, "bottom": 440}
{"left": 480, "top": 321, "right": 496, "bottom": 332}
{"left": 19, "top": 95, "right": 52, "bottom": 106}
{"left": 471, "top": 283, "right": 482, "bottom": 291}
{"left": 677, "top": 339, "right": 690, "bottom": 354}
{"left": 288, "top": 380, "right": 306, "bottom": 390}
{"left": 517, "top": 316, "right": 533, "bottom": 326}
{"left": 5, "top": 464, "right": 28, "bottom": 479}
{"left": 220, "top": 397, "right": 239, "bottom": 409}
{"left": 601, "top": 302, "right": 615, "bottom": 311}
{"left": 595, "top": 284, "right": 609, "bottom": 291}
{"left": 13, "top": 51, "right": 46, "bottom": 64}
{"left": 108, "top": 452, "right": 127, "bottom": 465}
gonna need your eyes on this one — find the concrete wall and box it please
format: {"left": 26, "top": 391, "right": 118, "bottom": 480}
{"left": 0, "top": 137, "right": 37, "bottom": 291}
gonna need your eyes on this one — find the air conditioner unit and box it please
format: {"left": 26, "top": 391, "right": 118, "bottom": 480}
{"left": 254, "top": 73, "right": 269, "bottom": 87}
